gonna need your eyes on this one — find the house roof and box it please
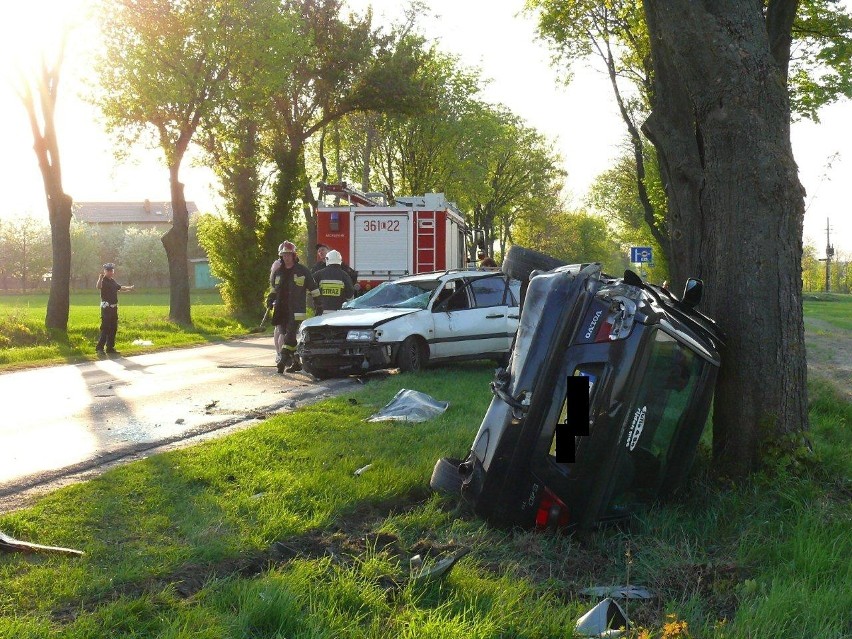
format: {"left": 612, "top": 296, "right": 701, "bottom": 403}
{"left": 74, "top": 200, "right": 199, "bottom": 224}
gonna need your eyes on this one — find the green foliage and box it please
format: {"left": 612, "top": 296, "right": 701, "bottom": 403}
{"left": 588, "top": 150, "right": 670, "bottom": 281}
{"left": 0, "top": 215, "right": 52, "bottom": 292}
{"left": 119, "top": 227, "right": 170, "bottom": 288}
{"left": 197, "top": 214, "right": 268, "bottom": 315}
{"left": 513, "top": 207, "right": 624, "bottom": 273}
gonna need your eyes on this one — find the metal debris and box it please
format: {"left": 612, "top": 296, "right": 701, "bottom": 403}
{"left": 0, "top": 531, "right": 84, "bottom": 557}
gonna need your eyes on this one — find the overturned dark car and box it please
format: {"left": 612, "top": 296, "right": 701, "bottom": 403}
{"left": 430, "top": 252, "right": 725, "bottom": 531}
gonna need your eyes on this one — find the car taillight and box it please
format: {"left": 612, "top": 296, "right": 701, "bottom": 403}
{"left": 594, "top": 319, "right": 614, "bottom": 342}
{"left": 534, "top": 487, "right": 570, "bottom": 529}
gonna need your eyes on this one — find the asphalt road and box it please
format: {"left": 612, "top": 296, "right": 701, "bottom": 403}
{"left": 0, "top": 336, "right": 358, "bottom": 511}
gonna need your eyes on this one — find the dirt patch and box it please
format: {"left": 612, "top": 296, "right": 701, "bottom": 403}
{"left": 805, "top": 318, "right": 852, "bottom": 401}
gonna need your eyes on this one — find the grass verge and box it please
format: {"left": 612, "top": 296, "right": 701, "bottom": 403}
{"left": 0, "top": 291, "right": 262, "bottom": 371}
{"left": 1, "top": 362, "right": 849, "bottom": 638}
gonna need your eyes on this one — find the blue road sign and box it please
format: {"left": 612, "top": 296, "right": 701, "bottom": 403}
{"left": 630, "top": 246, "right": 653, "bottom": 263}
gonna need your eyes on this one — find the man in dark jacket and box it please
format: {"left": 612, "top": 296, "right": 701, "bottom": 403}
{"left": 95, "top": 263, "right": 134, "bottom": 355}
{"left": 269, "top": 241, "right": 322, "bottom": 373}
{"left": 314, "top": 250, "right": 354, "bottom": 311}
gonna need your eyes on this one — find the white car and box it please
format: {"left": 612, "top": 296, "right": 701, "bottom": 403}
{"left": 297, "top": 270, "right": 521, "bottom": 378}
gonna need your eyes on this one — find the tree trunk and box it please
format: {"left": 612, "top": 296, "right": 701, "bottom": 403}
{"left": 162, "top": 166, "right": 192, "bottom": 324}
{"left": 266, "top": 144, "right": 304, "bottom": 260}
{"left": 45, "top": 192, "right": 73, "bottom": 331}
{"left": 643, "top": 0, "right": 808, "bottom": 477}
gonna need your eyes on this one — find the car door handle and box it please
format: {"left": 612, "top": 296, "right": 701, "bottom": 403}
{"left": 508, "top": 314, "right": 520, "bottom": 319}
{"left": 486, "top": 314, "right": 504, "bottom": 319}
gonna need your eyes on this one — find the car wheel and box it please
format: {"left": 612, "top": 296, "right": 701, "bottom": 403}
{"left": 397, "top": 336, "right": 427, "bottom": 372}
{"left": 302, "top": 359, "right": 337, "bottom": 380}
{"left": 430, "top": 457, "right": 466, "bottom": 495}
{"left": 501, "top": 245, "right": 567, "bottom": 282}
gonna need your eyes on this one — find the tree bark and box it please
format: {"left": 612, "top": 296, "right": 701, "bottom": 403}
{"left": 643, "top": 0, "right": 808, "bottom": 477}
{"left": 162, "top": 166, "right": 192, "bottom": 324}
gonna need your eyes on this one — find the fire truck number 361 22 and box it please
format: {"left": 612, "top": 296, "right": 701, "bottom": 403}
{"left": 362, "top": 219, "right": 400, "bottom": 232}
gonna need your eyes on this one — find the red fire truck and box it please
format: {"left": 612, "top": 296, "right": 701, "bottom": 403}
{"left": 315, "top": 182, "right": 471, "bottom": 291}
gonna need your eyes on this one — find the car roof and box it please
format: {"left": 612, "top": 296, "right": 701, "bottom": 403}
{"left": 393, "top": 269, "right": 502, "bottom": 285}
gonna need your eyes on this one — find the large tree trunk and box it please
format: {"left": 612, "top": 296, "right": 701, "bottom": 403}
{"left": 162, "top": 166, "right": 192, "bottom": 324}
{"left": 643, "top": 1, "right": 808, "bottom": 477}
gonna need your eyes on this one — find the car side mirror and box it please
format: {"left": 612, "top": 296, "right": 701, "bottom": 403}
{"left": 681, "top": 278, "right": 703, "bottom": 308}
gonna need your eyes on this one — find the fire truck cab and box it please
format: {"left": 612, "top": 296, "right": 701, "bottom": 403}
{"left": 315, "top": 182, "right": 470, "bottom": 291}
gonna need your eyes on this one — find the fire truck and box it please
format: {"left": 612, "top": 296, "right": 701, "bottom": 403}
{"left": 315, "top": 182, "right": 471, "bottom": 291}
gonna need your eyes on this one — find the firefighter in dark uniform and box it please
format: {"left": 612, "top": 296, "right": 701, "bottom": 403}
{"left": 269, "top": 241, "right": 322, "bottom": 374}
{"left": 314, "top": 250, "right": 354, "bottom": 311}
{"left": 95, "top": 263, "right": 134, "bottom": 355}
{"left": 312, "top": 243, "right": 360, "bottom": 294}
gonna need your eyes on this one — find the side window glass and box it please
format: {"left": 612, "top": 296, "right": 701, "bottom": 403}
{"left": 471, "top": 276, "right": 507, "bottom": 308}
{"left": 508, "top": 279, "right": 521, "bottom": 307}
{"left": 434, "top": 279, "right": 471, "bottom": 311}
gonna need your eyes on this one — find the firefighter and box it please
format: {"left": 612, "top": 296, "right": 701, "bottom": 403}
{"left": 312, "top": 243, "right": 360, "bottom": 294}
{"left": 269, "top": 241, "right": 322, "bottom": 374}
{"left": 314, "top": 250, "right": 355, "bottom": 311}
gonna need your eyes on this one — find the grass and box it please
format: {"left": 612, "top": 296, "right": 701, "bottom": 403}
{"left": 0, "top": 290, "right": 262, "bottom": 370}
{"left": 0, "top": 294, "right": 850, "bottom": 638}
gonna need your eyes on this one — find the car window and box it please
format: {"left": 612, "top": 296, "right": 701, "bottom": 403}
{"left": 471, "top": 276, "right": 508, "bottom": 308}
{"left": 433, "top": 279, "right": 471, "bottom": 312}
{"left": 344, "top": 280, "right": 439, "bottom": 309}
{"left": 508, "top": 279, "right": 521, "bottom": 307}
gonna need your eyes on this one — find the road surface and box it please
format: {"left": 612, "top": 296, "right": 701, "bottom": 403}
{"left": 0, "top": 337, "right": 358, "bottom": 511}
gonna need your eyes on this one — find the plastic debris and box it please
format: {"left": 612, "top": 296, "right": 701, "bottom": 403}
{"left": 132, "top": 339, "right": 154, "bottom": 346}
{"left": 575, "top": 598, "right": 628, "bottom": 638}
{"left": 367, "top": 389, "right": 449, "bottom": 423}
{"left": 410, "top": 547, "right": 470, "bottom": 585}
{"left": 409, "top": 554, "right": 423, "bottom": 575}
{"left": 580, "top": 585, "right": 655, "bottom": 600}
{"left": 354, "top": 463, "right": 373, "bottom": 476}
{"left": 0, "top": 531, "right": 84, "bottom": 557}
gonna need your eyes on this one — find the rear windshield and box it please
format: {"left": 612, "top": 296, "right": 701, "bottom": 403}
{"left": 603, "top": 329, "right": 706, "bottom": 514}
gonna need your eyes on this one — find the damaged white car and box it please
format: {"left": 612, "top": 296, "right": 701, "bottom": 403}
{"left": 297, "top": 270, "right": 520, "bottom": 379}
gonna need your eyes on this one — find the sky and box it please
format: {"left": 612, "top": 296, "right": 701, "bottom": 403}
{"left": 0, "top": 0, "right": 849, "bottom": 257}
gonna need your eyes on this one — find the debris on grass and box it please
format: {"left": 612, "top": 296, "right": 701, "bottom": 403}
{"left": 367, "top": 389, "right": 449, "bottom": 423}
{"left": 354, "top": 463, "right": 373, "bottom": 476}
{"left": 575, "top": 597, "right": 628, "bottom": 637}
{"left": 0, "top": 531, "right": 84, "bottom": 557}
{"left": 580, "top": 585, "right": 655, "bottom": 600}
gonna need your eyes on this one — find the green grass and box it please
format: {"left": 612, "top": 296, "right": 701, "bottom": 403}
{"left": 0, "top": 294, "right": 850, "bottom": 638}
{"left": 0, "top": 364, "right": 850, "bottom": 638}
{"left": 0, "top": 290, "right": 261, "bottom": 370}
{"left": 802, "top": 293, "right": 852, "bottom": 331}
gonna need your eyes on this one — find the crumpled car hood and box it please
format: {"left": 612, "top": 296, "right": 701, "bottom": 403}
{"left": 301, "top": 307, "right": 419, "bottom": 329}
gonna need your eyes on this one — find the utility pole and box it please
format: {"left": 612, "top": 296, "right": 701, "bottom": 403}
{"left": 820, "top": 217, "right": 835, "bottom": 293}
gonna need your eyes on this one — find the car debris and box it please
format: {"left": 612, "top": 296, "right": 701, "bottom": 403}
{"left": 430, "top": 250, "right": 724, "bottom": 531}
{"left": 353, "top": 463, "right": 373, "bottom": 476}
{"left": 579, "top": 585, "right": 655, "bottom": 600}
{"left": 575, "top": 597, "right": 629, "bottom": 637}
{"left": 0, "top": 530, "right": 84, "bottom": 557}
{"left": 367, "top": 389, "right": 449, "bottom": 423}
{"left": 409, "top": 547, "right": 470, "bottom": 585}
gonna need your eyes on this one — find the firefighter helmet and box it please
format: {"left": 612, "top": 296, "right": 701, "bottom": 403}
{"left": 278, "top": 241, "right": 297, "bottom": 255}
{"left": 325, "top": 249, "right": 342, "bottom": 265}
